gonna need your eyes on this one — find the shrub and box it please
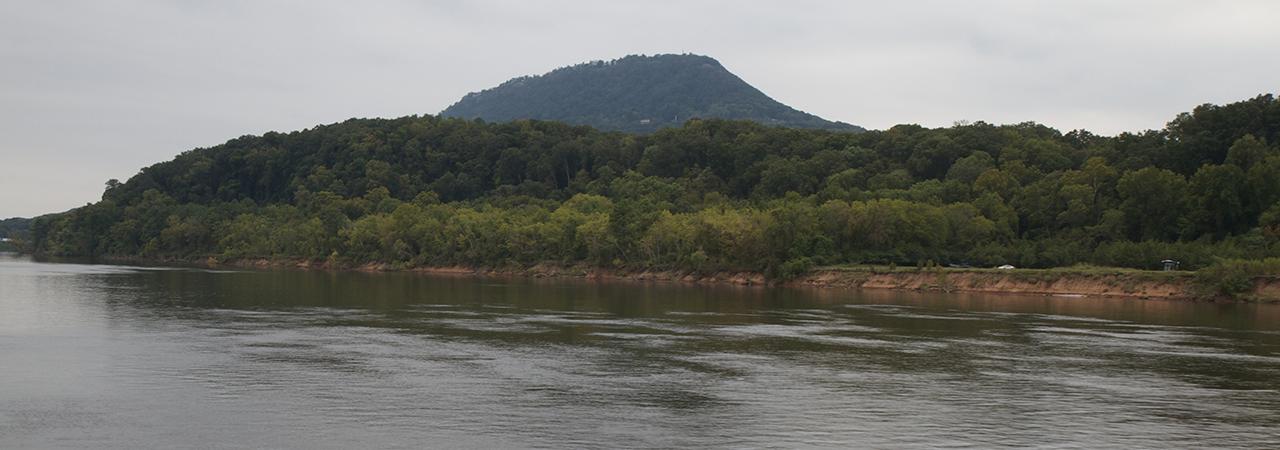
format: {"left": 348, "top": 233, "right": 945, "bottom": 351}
{"left": 1193, "top": 258, "right": 1280, "bottom": 299}
{"left": 778, "top": 257, "right": 814, "bottom": 280}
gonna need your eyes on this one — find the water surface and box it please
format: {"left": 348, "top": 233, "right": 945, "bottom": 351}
{"left": 2, "top": 253, "right": 1279, "bottom": 448}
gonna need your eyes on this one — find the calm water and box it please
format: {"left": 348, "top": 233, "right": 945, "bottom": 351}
{"left": 2, "top": 253, "right": 1280, "bottom": 448}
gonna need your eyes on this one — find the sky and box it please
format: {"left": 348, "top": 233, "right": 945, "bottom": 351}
{"left": 1, "top": 0, "right": 1278, "bottom": 218}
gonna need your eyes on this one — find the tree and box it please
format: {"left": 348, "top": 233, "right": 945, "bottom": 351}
{"left": 1247, "top": 156, "right": 1280, "bottom": 219}
{"left": 945, "top": 151, "right": 995, "bottom": 184}
{"left": 974, "top": 169, "right": 1019, "bottom": 201}
{"left": 1187, "top": 164, "right": 1248, "bottom": 238}
{"left": 1116, "top": 168, "right": 1188, "bottom": 241}
{"left": 1224, "top": 134, "right": 1271, "bottom": 170}
{"left": 103, "top": 179, "right": 123, "bottom": 200}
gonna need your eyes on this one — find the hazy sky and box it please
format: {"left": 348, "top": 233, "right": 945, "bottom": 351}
{"left": 2, "top": 1, "right": 1278, "bottom": 218}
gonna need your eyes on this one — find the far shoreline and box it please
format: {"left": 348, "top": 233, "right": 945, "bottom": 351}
{"left": 20, "top": 253, "right": 1275, "bottom": 303}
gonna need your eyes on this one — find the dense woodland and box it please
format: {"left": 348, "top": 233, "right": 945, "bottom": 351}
{"left": 441, "top": 54, "right": 861, "bottom": 133}
{"left": 29, "top": 94, "right": 1280, "bottom": 277}
{"left": 0, "top": 217, "right": 30, "bottom": 239}
{"left": 0, "top": 217, "right": 28, "bottom": 251}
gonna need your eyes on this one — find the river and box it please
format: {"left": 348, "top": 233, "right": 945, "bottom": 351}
{"left": 2, "top": 253, "right": 1279, "bottom": 448}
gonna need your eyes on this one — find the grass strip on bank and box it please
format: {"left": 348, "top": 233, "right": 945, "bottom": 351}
{"left": 815, "top": 260, "right": 1279, "bottom": 302}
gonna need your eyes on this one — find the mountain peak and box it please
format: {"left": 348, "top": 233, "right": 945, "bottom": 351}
{"left": 441, "top": 54, "right": 861, "bottom": 133}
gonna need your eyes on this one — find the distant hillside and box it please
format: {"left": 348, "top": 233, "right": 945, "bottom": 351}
{"left": 0, "top": 217, "right": 30, "bottom": 239}
{"left": 0, "top": 217, "right": 30, "bottom": 250}
{"left": 27, "top": 92, "right": 1280, "bottom": 275}
{"left": 441, "top": 54, "right": 862, "bottom": 133}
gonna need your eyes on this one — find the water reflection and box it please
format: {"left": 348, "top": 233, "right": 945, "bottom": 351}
{"left": 3, "top": 253, "right": 1279, "bottom": 448}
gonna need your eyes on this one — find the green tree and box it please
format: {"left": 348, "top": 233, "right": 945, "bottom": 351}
{"left": 1116, "top": 168, "right": 1188, "bottom": 241}
{"left": 1187, "top": 164, "right": 1248, "bottom": 237}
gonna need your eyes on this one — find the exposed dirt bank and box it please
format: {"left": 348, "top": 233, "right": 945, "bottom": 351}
{"left": 793, "top": 269, "right": 1199, "bottom": 300}
{"left": 84, "top": 256, "right": 1277, "bottom": 302}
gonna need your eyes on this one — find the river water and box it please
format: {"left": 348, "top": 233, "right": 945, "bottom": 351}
{"left": 2, "top": 253, "right": 1279, "bottom": 448}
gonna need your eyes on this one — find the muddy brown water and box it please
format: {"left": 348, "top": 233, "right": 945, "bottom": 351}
{"left": 2, "top": 253, "right": 1279, "bottom": 448}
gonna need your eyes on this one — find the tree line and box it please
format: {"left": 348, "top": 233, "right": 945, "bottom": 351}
{"left": 30, "top": 94, "right": 1280, "bottom": 276}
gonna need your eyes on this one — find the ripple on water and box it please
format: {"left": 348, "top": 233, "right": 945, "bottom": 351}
{"left": 5, "top": 254, "right": 1280, "bottom": 449}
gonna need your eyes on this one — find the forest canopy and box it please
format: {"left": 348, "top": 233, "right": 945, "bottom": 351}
{"left": 30, "top": 94, "right": 1280, "bottom": 277}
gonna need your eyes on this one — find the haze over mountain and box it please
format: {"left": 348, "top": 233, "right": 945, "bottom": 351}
{"left": 441, "top": 54, "right": 862, "bottom": 133}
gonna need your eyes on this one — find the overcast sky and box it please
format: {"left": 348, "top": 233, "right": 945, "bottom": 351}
{"left": 1, "top": 0, "right": 1277, "bottom": 218}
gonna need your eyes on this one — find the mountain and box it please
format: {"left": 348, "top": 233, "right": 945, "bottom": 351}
{"left": 0, "top": 217, "right": 30, "bottom": 239}
{"left": 440, "top": 54, "right": 862, "bottom": 133}
{"left": 0, "top": 217, "right": 30, "bottom": 250}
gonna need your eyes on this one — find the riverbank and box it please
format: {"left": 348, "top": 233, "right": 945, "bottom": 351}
{"left": 422, "top": 264, "right": 1280, "bottom": 302}
{"left": 796, "top": 266, "right": 1204, "bottom": 300}
{"left": 75, "top": 255, "right": 1278, "bottom": 302}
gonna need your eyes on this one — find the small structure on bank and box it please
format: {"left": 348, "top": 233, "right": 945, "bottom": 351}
{"left": 1161, "top": 259, "right": 1180, "bottom": 271}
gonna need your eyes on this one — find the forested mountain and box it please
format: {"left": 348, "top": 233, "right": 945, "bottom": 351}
{"left": 441, "top": 54, "right": 862, "bottom": 133}
{"left": 0, "top": 217, "right": 31, "bottom": 239}
{"left": 0, "top": 217, "right": 30, "bottom": 251}
{"left": 30, "top": 94, "right": 1280, "bottom": 276}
